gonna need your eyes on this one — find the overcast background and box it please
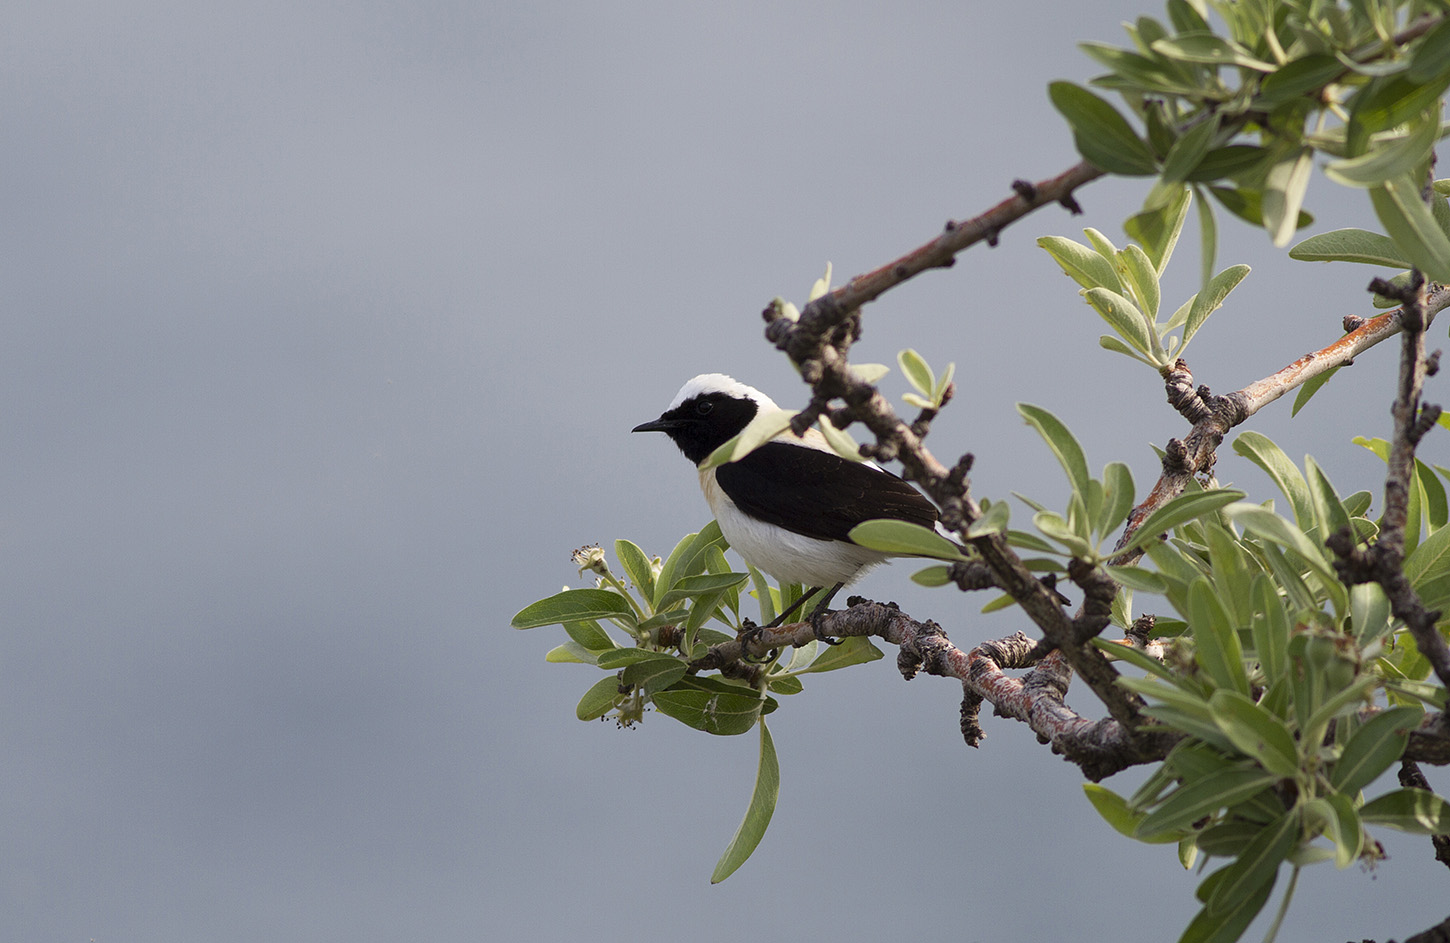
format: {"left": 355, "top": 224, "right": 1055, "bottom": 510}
{"left": 3, "top": 2, "right": 1447, "bottom": 941}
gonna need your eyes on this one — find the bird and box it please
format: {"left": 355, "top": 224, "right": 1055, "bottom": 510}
{"left": 632, "top": 373, "right": 946, "bottom": 636}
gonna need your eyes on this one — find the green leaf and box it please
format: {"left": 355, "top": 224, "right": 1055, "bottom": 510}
{"left": 596, "top": 647, "right": 671, "bottom": 669}
{"left": 1224, "top": 503, "right": 1342, "bottom": 606}
{"left": 1099, "top": 461, "right": 1136, "bottom": 539}
{"left": 959, "top": 502, "right": 1004, "bottom": 541}
{"left": 1189, "top": 579, "right": 1250, "bottom": 696}
{"left": 1182, "top": 264, "right": 1250, "bottom": 350}
{"left": 1137, "top": 767, "right": 1280, "bottom": 839}
{"left": 1125, "top": 185, "right": 1192, "bottom": 274}
{"left": 614, "top": 539, "right": 656, "bottom": 600}
{"left": 512, "top": 588, "right": 636, "bottom": 629}
{"left": 1349, "top": 73, "right": 1450, "bottom": 152}
{"left": 652, "top": 687, "right": 763, "bottom": 736}
{"left": 1107, "top": 564, "right": 1167, "bottom": 593}
{"left": 1048, "top": 81, "right": 1157, "bottom": 175}
{"left": 1305, "top": 794, "right": 1365, "bottom": 868}
{"left": 1083, "top": 287, "right": 1156, "bottom": 358}
{"left": 1250, "top": 575, "right": 1289, "bottom": 682}
{"left": 898, "top": 348, "right": 935, "bottom": 395}
{"left": 545, "top": 641, "right": 594, "bottom": 664}
{"left": 747, "top": 564, "right": 777, "bottom": 626}
{"left": 1122, "top": 489, "right": 1246, "bottom": 554}
{"left": 700, "top": 408, "right": 798, "bottom": 470}
{"left": 815, "top": 415, "right": 864, "bottom": 461}
{"left": 1330, "top": 706, "right": 1423, "bottom": 794}
{"left": 1162, "top": 117, "right": 1220, "bottom": 185}
{"left": 1084, "top": 784, "right": 1179, "bottom": 842}
{"left": 1325, "top": 111, "right": 1441, "bottom": 188}
{"left": 1185, "top": 145, "right": 1269, "bottom": 183}
{"left": 657, "top": 572, "right": 750, "bottom": 608}
{"left": 1291, "top": 365, "right": 1339, "bottom": 416}
{"left": 799, "top": 635, "right": 884, "bottom": 674}
{"left": 1208, "top": 690, "right": 1299, "bottom": 776}
{"left": 1018, "top": 403, "right": 1091, "bottom": 498}
{"left": 576, "top": 675, "right": 624, "bottom": 721}
{"left": 1409, "top": 17, "right": 1450, "bottom": 83}
{"left": 564, "top": 620, "right": 618, "bottom": 652}
{"left": 1371, "top": 173, "right": 1450, "bottom": 282}
{"left": 1257, "top": 53, "right": 1345, "bottom": 108}
{"left": 1119, "top": 244, "right": 1163, "bottom": 320}
{"left": 1153, "top": 32, "right": 1275, "bottom": 71}
{"left": 911, "top": 564, "right": 953, "bottom": 587}
{"left": 1195, "top": 186, "right": 1217, "bottom": 290}
{"left": 1206, "top": 812, "right": 1297, "bottom": 917}
{"left": 1182, "top": 867, "right": 1276, "bottom": 943}
{"left": 848, "top": 519, "right": 964, "bottom": 560}
{"left": 621, "top": 654, "right": 688, "bottom": 694}
{"left": 1263, "top": 146, "right": 1314, "bottom": 247}
{"left": 1304, "top": 456, "right": 1351, "bottom": 541}
{"left": 1405, "top": 517, "right": 1450, "bottom": 588}
{"left": 1232, "top": 431, "right": 1314, "bottom": 528}
{"left": 711, "top": 719, "right": 780, "bottom": 882}
{"left": 1034, "top": 510, "right": 1094, "bottom": 557}
{"left": 654, "top": 520, "right": 728, "bottom": 605}
{"left": 1289, "top": 228, "right": 1411, "bottom": 267}
{"left": 1359, "top": 787, "right": 1450, "bottom": 834}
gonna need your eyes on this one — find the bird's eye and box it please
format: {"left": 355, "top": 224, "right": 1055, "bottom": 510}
{"left": 696, "top": 401, "right": 714, "bottom": 416}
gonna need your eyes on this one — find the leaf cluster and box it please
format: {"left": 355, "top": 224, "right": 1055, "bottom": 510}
{"left": 1079, "top": 433, "right": 1450, "bottom": 941}
{"left": 1051, "top": 0, "right": 1450, "bottom": 283}
{"left": 510, "top": 525, "right": 885, "bottom": 881}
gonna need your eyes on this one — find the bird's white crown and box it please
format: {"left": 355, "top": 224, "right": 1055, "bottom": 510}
{"left": 667, "top": 373, "right": 779, "bottom": 412}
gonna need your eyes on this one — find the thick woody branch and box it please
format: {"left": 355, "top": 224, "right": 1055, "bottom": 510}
{"left": 686, "top": 600, "right": 1450, "bottom": 778}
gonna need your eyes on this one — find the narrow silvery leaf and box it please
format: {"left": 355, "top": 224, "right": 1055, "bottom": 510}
{"left": 1231, "top": 431, "right": 1314, "bottom": 529}
{"left": 1018, "top": 403, "right": 1091, "bottom": 499}
{"left": 849, "top": 519, "right": 965, "bottom": 560}
{"left": 967, "top": 499, "right": 1010, "bottom": 538}
{"left": 1084, "top": 287, "right": 1156, "bottom": 357}
{"left": 1325, "top": 111, "right": 1440, "bottom": 188}
{"left": 898, "top": 348, "right": 934, "bottom": 395}
{"left": 1330, "top": 706, "right": 1422, "bottom": 794}
{"left": 849, "top": 362, "right": 891, "bottom": 383}
{"left": 1037, "top": 235, "right": 1122, "bottom": 291}
{"left": 1119, "top": 244, "right": 1163, "bottom": 320}
{"left": 817, "top": 416, "right": 864, "bottom": 462}
{"left": 1371, "top": 173, "right": 1450, "bottom": 282}
{"left": 1263, "top": 147, "right": 1314, "bottom": 247}
{"left": 1359, "top": 787, "right": 1450, "bottom": 834}
{"left": 512, "top": 588, "right": 635, "bottom": 629}
{"left": 701, "top": 408, "right": 798, "bottom": 470}
{"left": 1182, "top": 264, "right": 1249, "bottom": 350}
{"left": 807, "top": 261, "right": 833, "bottom": 301}
{"left": 710, "top": 719, "right": 780, "bottom": 882}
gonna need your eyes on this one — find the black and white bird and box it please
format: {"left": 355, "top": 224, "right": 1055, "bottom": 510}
{"left": 632, "top": 373, "right": 945, "bottom": 630}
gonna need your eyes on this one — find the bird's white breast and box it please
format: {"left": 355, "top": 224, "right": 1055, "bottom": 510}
{"left": 698, "top": 465, "right": 888, "bottom": 588}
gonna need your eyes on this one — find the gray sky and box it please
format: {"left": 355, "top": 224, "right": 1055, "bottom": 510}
{"left": 3, "top": 2, "right": 1446, "bottom": 941}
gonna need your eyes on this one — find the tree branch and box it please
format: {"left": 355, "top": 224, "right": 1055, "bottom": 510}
{"left": 1113, "top": 287, "right": 1450, "bottom": 562}
{"left": 686, "top": 600, "right": 1450, "bottom": 778}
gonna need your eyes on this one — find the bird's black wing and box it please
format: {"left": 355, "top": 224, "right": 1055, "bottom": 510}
{"left": 714, "top": 441, "right": 938, "bottom": 543}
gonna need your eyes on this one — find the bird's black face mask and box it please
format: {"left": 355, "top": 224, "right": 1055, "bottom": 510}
{"left": 632, "top": 391, "right": 759, "bottom": 465}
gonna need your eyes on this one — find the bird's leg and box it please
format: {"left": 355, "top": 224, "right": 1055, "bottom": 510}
{"left": 808, "top": 582, "right": 845, "bottom": 645}
{"left": 763, "top": 586, "right": 822, "bottom": 629}
{"left": 737, "top": 588, "right": 817, "bottom": 659}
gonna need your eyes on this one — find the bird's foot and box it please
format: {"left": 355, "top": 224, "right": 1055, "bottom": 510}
{"left": 736, "top": 619, "right": 777, "bottom": 663}
{"left": 810, "top": 606, "right": 842, "bottom": 645}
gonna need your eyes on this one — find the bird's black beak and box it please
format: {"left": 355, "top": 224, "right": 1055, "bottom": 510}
{"left": 632, "top": 417, "right": 678, "bottom": 434}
